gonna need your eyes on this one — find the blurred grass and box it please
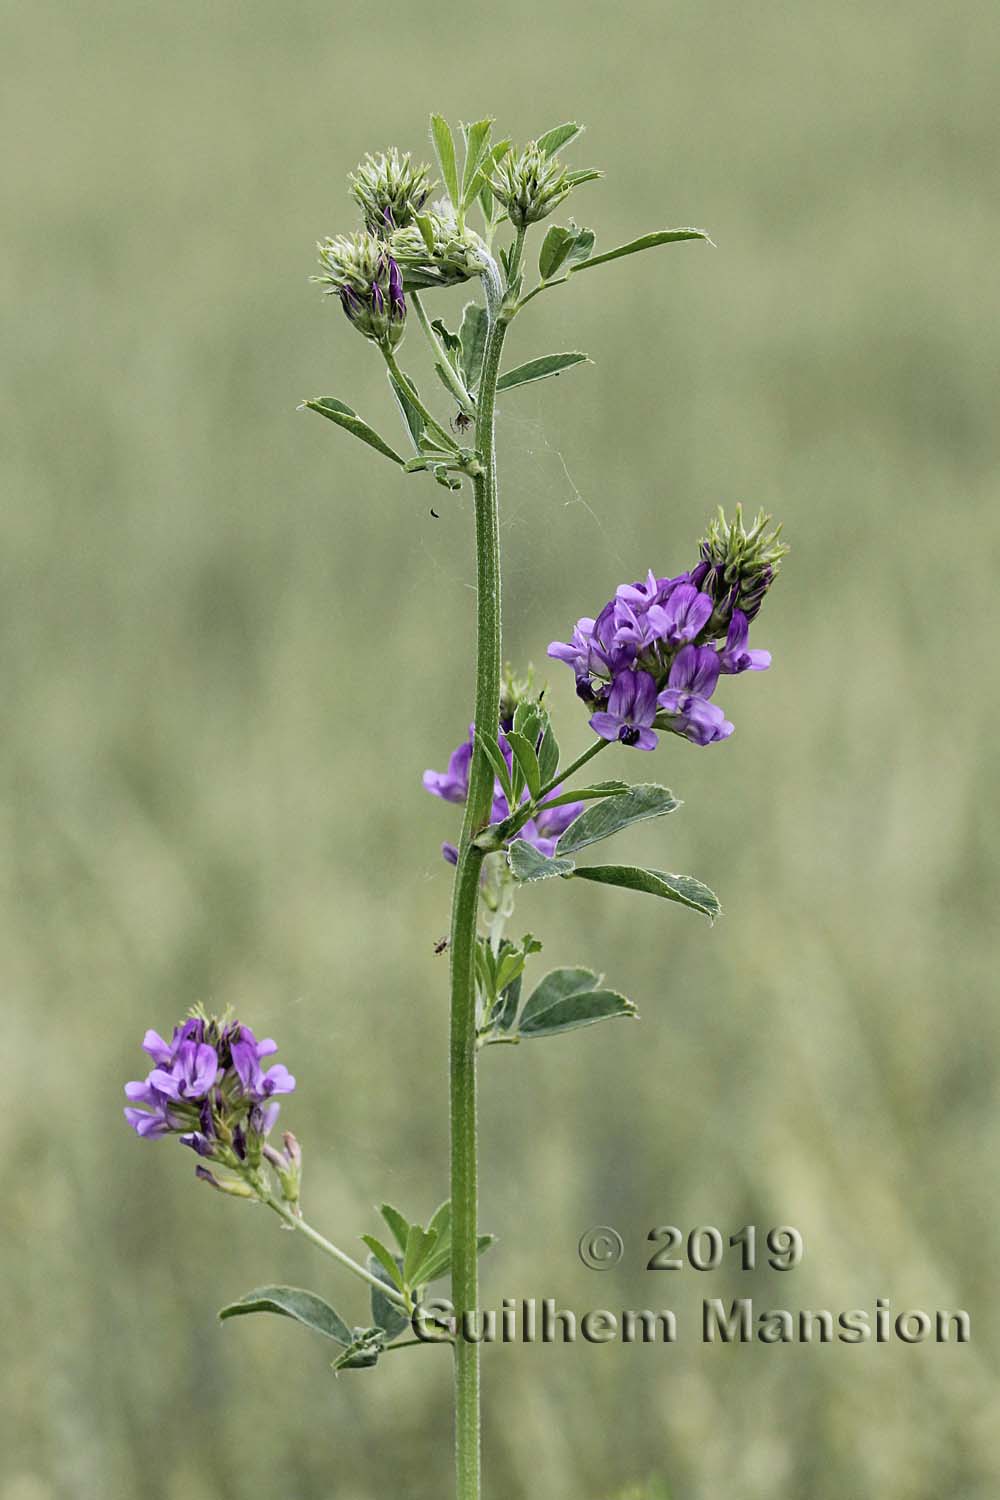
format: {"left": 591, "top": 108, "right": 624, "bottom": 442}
{"left": 2, "top": 2, "right": 999, "bottom": 1498}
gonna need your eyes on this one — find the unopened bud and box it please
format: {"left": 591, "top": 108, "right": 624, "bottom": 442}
{"left": 694, "top": 505, "right": 788, "bottom": 635}
{"left": 314, "top": 233, "right": 407, "bottom": 347}
{"left": 349, "top": 148, "right": 434, "bottom": 234}
{"left": 388, "top": 206, "right": 490, "bottom": 290}
{"left": 489, "top": 143, "right": 600, "bottom": 229}
{"left": 195, "top": 1165, "right": 255, "bottom": 1198}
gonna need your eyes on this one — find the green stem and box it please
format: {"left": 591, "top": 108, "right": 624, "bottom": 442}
{"left": 536, "top": 736, "right": 609, "bottom": 803}
{"left": 448, "top": 251, "right": 506, "bottom": 1500}
{"left": 382, "top": 346, "right": 460, "bottom": 453}
{"left": 411, "top": 291, "right": 475, "bottom": 415}
{"left": 263, "top": 1194, "right": 409, "bottom": 1310}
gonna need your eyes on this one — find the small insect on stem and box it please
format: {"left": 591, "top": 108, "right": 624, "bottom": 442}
{"left": 451, "top": 411, "right": 473, "bottom": 435}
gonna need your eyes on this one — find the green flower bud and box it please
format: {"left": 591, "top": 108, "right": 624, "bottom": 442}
{"left": 695, "top": 505, "right": 789, "bottom": 628}
{"left": 388, "top": 205, "right": 490, "bottom": 290}
{"left": 314, "top": 232, "right": 407, "bottom": 348}
{"left": 489, "top": 143, "right": 582, "bottom": 229}
{"left": 348, "top": 148, "right": 434, "bottom": 235}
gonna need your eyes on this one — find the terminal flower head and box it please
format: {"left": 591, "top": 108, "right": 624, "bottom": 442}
{"left": 314, "top": 232, "right": 406, "bottom": 347}
{"left": 489, "top": 140, "right": 601, "bottom": 229}
{"left": 547, "top": 509, "right": 784, "bottom": 748}
{"left": 693, "top": 505, "right": 788, "bottom": 632}
{"left": 349, "top": 148, "right": 434, "bottom": 234}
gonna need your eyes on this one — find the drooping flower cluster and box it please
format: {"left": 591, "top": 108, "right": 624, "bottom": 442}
{"left": 423, "top": 723, "right": 583, "bottom": 864}
{"left": 315, "top": 232, "right": 407, "bottom": 348}
{"left": 124, "top": 1012, "right": 299, "bottom": 1202}
{"left": 388, "top": 202, "right": 492, "bottom": 290}
{"left": 548, "top": 508, "right": 786, "bottom": 751}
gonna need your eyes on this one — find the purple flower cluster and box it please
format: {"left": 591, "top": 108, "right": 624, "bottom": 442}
{"left": 124, "top": 1015, "right": 295, "bottom": 1166}
{"left": 548, "top": 557, "right": 772, "bottom": 752}
{"left": 423, "top": 724, "right": 583, "bottom": 864}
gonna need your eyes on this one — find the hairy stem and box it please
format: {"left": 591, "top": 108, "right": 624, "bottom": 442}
{"left": 448, "top": 251, "right": 507, "bottom": 1500}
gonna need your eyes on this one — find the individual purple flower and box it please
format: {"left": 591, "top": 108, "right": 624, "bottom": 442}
{"left": 547, "top": 600, "right": 633, "bottom": 702}
{"left": 147, "top": 1040, "right": 219, "bottom": 1102}
{"left": 719, "top": 609, "right": 771, "bottom": 674}
{"left": 615, "top": 570, "right": 689, "bottom": 613}
{"left": 590, "top": 670, "right": 659, "bottom": 750}
{"left": 180, "top": 1130, "right": 216, "bottom": 1158}
{"left": 656, "top": 646, "right": 733, "bottom": 746}
{"left": 250, "top": 1101, "right": 281, "bottom": 1137}
{"left": 611, "top": 599, "right": 662, "bottom": 653}
{"left": 645, "top": 583, "right": 713, "bottom": 646}
{"left": 123, "top": 1087, "right": 177, "bottom": 1139}
{"left": 140, "top": 1017, "right": 203, "bottom": 1068}
{"left": 231, "top": 1026, "right": 296, "bottom": 1102}
{"left": 423, "top": 734, "right": 473, "bottom": 804}
{"left": 547, "top": 615, "right": 599, "bottom": 679}
{"left": 424, "top": 726, "right": 517, "bottom": 826}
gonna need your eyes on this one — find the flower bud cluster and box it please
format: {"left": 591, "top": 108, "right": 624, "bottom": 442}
{"left": 315, "top": 232, "right": 407, "bottom": 347}
{"left": 348, "top": 148, "right": 433, "bottom": 233}
{"left": 489, "top": 142, "right": 578, "bottom": 228}
{"left": 547, "top": 509, "right": 783, "bottom": 751}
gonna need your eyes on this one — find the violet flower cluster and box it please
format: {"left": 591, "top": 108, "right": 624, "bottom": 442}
{"left": 424, "top": 723, "right": 583, "bottom": 864}
{"left": 124, "top": 1013, "right": 298, "bottom": 1198}
{"left": 548, "top": 509, "right": 784, "bottom": 751}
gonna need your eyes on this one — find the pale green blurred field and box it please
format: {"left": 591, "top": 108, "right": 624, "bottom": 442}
{"left": 3, "top": 3, "right": 999, "bottom": 1498}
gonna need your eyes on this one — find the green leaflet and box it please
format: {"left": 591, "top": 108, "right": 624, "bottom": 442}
{"left": 403, "top": 1224, "right": 439, "bottom": 1287}
{"left": 459, "top": 302, "right": 488, "bottom": 392}
{"left": 507, "top": 840, "right": 574, "bottom": 882}
{"left": 219, "top": 1285, "right": 353, "bottom": 1345}
{"left": 367, "top": 1255, "right": 411, "bottom": 1344}
{"left": 497, "top": 353, "right": 590, "bottom": 392}
{"left": 535, "top": 122, "right": 585, "bottom": 157}
{"left": 461, "top": 117, "right": 494, "bottom": 207}
{"left": 303, "top": 398, "right": 405, "bottom": 465}
{"left": 555, "top": 784, "right": 681, "bottom": 856}
{"left": 518, "top": 966, "right": 635, "bottom": 1038}
{"left": 572, "top": 864, "right": 721, "bottom": 920}
{"left": 361, "top": 1234, "right": 405, "bottom": 1291}
{"left": 505, "top": 730, "right": 542, "bottom": 800}
{"left": 429, "top": 114, "right": 459, "bottom": 203}
{"left": 570, "top": 228, "right": 711, "bottom": 273}
{"left": 387, "top": 371, "right": 425, "bottom": 450}
{"left": 378, "top": 1202, "right": 412, "bottom": 1254}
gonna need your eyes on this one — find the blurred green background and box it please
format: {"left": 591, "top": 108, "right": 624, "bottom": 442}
{"left": 3, "top": 2, "right": 998, "bottom": 1497}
